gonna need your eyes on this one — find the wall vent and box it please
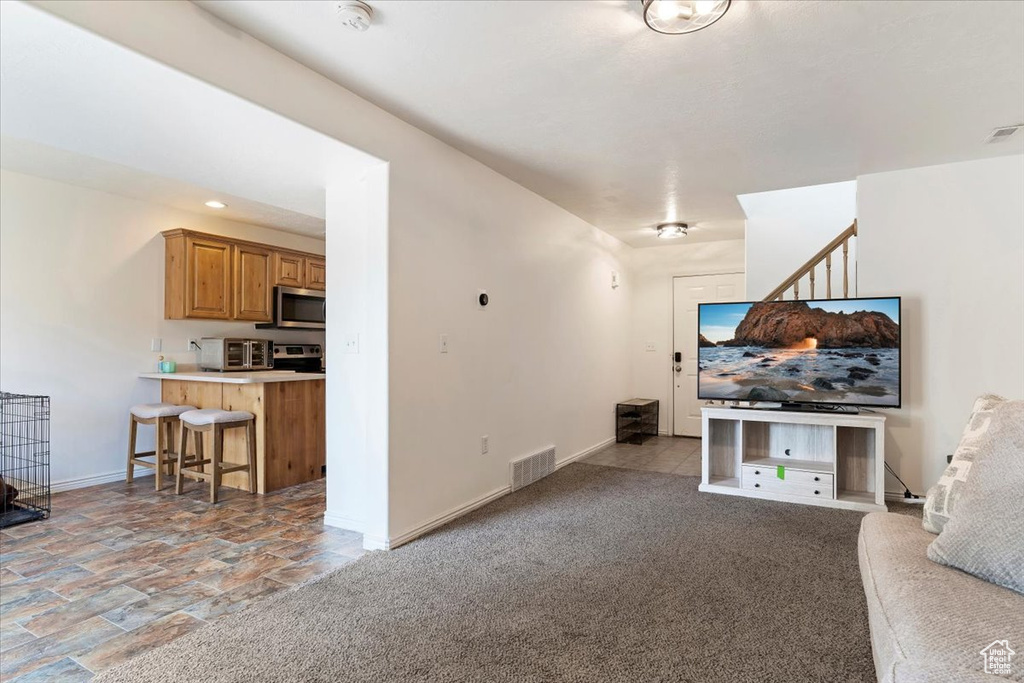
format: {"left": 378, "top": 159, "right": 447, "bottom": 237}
{"left": 984, "top": 124, "right": 1022, "bottom": 143}
{"left": 510, "top": 446, "right": 556, "bottom": 492}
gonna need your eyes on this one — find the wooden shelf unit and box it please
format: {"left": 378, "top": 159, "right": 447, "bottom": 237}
{"left": 699, "top": 407, "right": 886, "bottom": 513}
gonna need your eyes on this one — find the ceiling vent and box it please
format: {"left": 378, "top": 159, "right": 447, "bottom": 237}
{"left": 984, "top": 125, "right": 1023, "bottom": 144}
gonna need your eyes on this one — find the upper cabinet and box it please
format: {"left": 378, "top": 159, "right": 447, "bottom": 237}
{"left": 273, "top": 252, "right": 305, "bottom": 289}
{"left": 232, "top": 244, "right": 273, "bottom": 322}
{"left": 305, "top": 258, "right": 326, "bottom": 291}
{"left": 163, "top": 229, "right": 325, "bottom": 321}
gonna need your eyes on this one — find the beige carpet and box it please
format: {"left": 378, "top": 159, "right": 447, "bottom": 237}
{"left": 97, "top": 464, "right": 879, "bottom": 682}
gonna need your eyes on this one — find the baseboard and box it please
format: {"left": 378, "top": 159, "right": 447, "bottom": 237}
{"left": 386, "top": 436, "right": 616, "bottom": 550}
{"left": 555, "top": 436, "right": 615, "bottom": 470}
{"left": 322, "top": 510, "right": 365, "bottom": 534}
{"left": 51, "top": 469, "right": 152, "bottom": 493}
{"left": 883, "top": 491, "right": 926, "bottom": 505}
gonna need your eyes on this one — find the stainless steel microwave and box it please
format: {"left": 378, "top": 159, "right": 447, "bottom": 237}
{"left": 258, "top": 286, "right": 326, "bottom": 330}
{"left": 200, "top": 338, "right": 274, "bottom": 371}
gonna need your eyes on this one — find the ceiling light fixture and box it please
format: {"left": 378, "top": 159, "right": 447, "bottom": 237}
{"left": 657, "top": 222, "right": 688, "bottom": 239}
{"left": 204, "top": 200, "right": 227, "bottom": 209}
{"left": 641, "top": 0, "right": 731, "bottom": 35}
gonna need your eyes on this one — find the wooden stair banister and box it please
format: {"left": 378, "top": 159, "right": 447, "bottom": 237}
{"left": 763, "top": 220, "right": 857, "bottom": 302}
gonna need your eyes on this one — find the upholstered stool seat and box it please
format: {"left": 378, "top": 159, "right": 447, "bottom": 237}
{"left": 126, "top": 403, "right": 196, "bottom": 490}
{"left": 178, "top": 409, "right": 254, "bottom": 425}
{"left": 177, "top": 409, "right": 257, "bottom": 504}
{"left": 130, "top": 402, "right": 196, "bottom": 420}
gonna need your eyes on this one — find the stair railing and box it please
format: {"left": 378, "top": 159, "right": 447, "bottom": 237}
{"left": 763, "top": 220, "right": 857, "bottom": 302}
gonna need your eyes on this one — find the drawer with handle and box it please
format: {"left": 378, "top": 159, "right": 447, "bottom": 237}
{"left": 741, "top": 465, "right": 834, "bottom": 499}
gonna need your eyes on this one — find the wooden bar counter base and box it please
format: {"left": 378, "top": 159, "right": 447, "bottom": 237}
{"left": 140, "top": 373, "right": 325, "bottom": 494}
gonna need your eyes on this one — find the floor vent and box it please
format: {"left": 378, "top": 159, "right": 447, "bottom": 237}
{"left": 510, "top": 446, "right": 556, "bottom": 492}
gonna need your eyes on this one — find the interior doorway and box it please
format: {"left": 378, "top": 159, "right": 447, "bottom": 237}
{"left": 672, "top": 273, "right": 745, "bottom": 437}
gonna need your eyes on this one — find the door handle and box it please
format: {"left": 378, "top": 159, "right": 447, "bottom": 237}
{"left": 674, "top": 365, "right": 682, "bottom": 373}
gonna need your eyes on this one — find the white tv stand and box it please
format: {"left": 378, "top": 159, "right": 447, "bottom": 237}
{"left": 699, "top": 407, "right": 887, "bottom": 513}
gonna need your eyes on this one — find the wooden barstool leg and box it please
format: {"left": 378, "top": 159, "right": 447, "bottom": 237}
{"left": 211, "top": 425, "right": 222, "bottom": 504}
{"left": 126, "top": 414, "right": 138, "bottom": 484}
{"left": 154, "top": 418, "right": 164, "bottom": 490}
{"left": 164, "top": 420, "right": 176, "bottom": 477}
{"left": 176, "top": 422, "right": 188, "bottom": 495}
{"left": 246, "top": 420, "right": 257, "bottom": 494}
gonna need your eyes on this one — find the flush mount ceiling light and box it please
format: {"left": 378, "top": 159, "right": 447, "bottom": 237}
{"left": 204, "top": 200, "right": 227, "bottom": 209}
{"left": 657, "top": 222, "right": 689, "bottom": 239}
{"left": 641, "top": 0, "right": 731, "bottom": 35}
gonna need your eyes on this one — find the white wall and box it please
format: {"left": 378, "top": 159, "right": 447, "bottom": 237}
{"left": 34, "top": 1, "right": 634, "bottom": 545}
{"left": 857, "top": 155, "right": 1024, "bottom": 494}
{"left": 0, "top": 170, "right": 325, "bottom": 489}
{"left": 629, "top": 240, "right": 746, "bottom": 434}
{"left": 739, "top": 181, "right": 857, "bottom": 300}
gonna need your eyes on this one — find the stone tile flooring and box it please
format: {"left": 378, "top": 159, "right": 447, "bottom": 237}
{"left": 582, "top": 435, "right": 702, "bottom": 476}
{"left": 0, "top": 478, "right": 361, "bottom": 681}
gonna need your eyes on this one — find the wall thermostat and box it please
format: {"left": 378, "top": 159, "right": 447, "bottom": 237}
{"left": 478, "top": 290, "right": 489, "bottom": 307}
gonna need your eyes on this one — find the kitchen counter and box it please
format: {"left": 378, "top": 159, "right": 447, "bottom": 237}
{"left": 141, "top": 373, "right": 325, "bottom": 494}
{"left": 139, "top": 370, "right": 326, "bottom": 384}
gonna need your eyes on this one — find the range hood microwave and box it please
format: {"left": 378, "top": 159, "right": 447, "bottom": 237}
{"left": 257, "top": 286, "right": 325, "bottom": 330}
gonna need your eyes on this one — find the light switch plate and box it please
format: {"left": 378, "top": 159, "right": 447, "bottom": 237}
{"left": 151, "top": 338, "right": 162, "bottom": 352}
{"left": 439, "top": 334, "right": 449, "bottom": 354}
{"left": 343, "top": 333, "right": 360, "bottom": 354}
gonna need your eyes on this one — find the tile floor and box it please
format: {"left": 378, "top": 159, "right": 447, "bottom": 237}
{"left": 582, "top": 435, "right": 703, "bottom": 476}
{"left": 0, "top": 477, "right": 362, "bottom": 681}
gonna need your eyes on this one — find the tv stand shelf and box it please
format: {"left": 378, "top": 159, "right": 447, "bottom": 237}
{"left": 699, "top": 407, "right": 886, "bottom": 513}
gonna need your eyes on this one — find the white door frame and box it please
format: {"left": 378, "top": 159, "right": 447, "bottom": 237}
{"left": 669, "top": 271, "right": 745, "bottom": 438}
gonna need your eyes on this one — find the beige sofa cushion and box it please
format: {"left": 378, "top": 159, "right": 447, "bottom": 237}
{"left": 922, "top": 394, "right": 1006, "bottom": 534}
{"left": 858, "top": 512, "right": 1023, "bottom": 682}
{"left": 927, "top": 400, "right": 1024, "bottom": 594}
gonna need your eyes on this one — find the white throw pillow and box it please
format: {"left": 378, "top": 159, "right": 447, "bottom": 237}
{"left": 921, "top": 394, "right": 1006, "bottom": 534}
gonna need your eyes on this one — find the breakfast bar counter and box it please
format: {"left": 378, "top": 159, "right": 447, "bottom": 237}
{"left": 140, "top": 372, "right": 325, "bottom": 494}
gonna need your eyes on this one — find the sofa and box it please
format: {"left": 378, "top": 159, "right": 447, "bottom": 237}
{"left": 859, "top": 512, "right": 1024, "bottom": 682}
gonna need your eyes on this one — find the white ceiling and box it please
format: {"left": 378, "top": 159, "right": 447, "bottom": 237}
{"left": 196, "top": 0, "right": 1024, "bottom": 248}
{"left": 0, "top": 1, "right": 376, "bottom": 237}
{"left": 0, "top": 137, "right": 326, "bottom": 235}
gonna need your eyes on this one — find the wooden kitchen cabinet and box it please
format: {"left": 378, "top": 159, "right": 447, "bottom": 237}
{"left": 164, "top": 233, "right": 233, "bottom": 320}
{"left": 163, "top": 229, "right": 325, "bottom": 320}
{"left": 274, "top": 251, "right": 306, "bottom": 288}
{"left": 305, "top": 257, "right": 327, "bottom": 290}
{"left": 233, "top": 244, "right": 273, "bottom": 322}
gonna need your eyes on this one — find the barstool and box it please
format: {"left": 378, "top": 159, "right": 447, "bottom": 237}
{"left": 127, "top": 403, "right": 196, "bottom": 490}
{"left": 176, "top": 409, "right": 257, "bottom": 504}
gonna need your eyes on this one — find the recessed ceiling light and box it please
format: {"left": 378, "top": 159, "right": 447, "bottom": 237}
{"left": 641, "top": 0, "right": 731, "bottom": 35}
{"left": 204, "top": 200, "right": 227, "bottom": 209}
{"left": 657, "top": 222, "right": 688, "bottom": 239}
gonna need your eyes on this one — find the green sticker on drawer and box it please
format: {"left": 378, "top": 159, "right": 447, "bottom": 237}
{"left": 777, "top": 465, "right": 785, "bottom": 480}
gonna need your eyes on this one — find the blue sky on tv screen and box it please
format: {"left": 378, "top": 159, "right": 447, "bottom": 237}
{"left": 699, "top": 298, "right": 899, "bottom": 343}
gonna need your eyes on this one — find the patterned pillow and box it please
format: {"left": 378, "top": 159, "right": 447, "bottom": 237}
{"left": 927, "top": 400, "right": 1024, "bottom": 593}
{"left": 921, "top": 394, "right": 1006, "bottom": 534}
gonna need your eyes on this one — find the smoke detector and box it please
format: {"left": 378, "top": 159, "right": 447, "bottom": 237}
{"left": 984, "top": 124, "right": 1022, "bottom": 144}
{"left": 337, "top": 1, "right": 373, "bottom": 32}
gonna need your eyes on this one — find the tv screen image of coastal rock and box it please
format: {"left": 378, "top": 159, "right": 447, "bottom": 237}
{"left": 698, "top": 298, "right": 900, "bottom": 406}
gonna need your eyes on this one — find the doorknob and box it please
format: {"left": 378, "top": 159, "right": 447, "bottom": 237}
{"left": 674, "top": 365, "right": 682, "bottom": 373}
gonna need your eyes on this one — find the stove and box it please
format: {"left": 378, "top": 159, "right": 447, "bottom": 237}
{"left": 272, "top": 344, "right": 323, "bottom": 373}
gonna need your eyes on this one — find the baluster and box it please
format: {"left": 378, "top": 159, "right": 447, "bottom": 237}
{"left": 842, "top": 238, "right": 850, "bottom": 297}
{"left": 809, "top": 266, "right": 815, "bottom": 299}
{"left": 825, "top": 252, "right": 833, "bottom": 299}
{"left": 793, "top": 279, "right": 799, "bottom": 299}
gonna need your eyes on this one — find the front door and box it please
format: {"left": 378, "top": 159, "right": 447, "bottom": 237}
{"left": 672, "top": 273, "right": 745, "bottom": 437}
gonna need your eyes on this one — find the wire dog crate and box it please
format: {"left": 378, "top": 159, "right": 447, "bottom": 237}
{"left": 0, "top": 392, "right": 51, "bottom": 528}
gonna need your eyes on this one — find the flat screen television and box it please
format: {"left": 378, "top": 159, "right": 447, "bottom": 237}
{"left": 697, "top": 297, "right": 901, "bottom": 408}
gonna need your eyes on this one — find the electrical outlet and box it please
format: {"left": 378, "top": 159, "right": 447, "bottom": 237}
{"left": 645, "top": 342, "right": 656, "bottom": 352}
{"left": 481, "top": 435, "right": 489, "bottom": 455}
{"left": 187, "top": 338, "right": 199, "bottom": 352}
{"left": 150, "top": 338, "right": 162, "bottom": 352}
{"left": 439, "top": 334, "right": 449, "bottom": 354}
